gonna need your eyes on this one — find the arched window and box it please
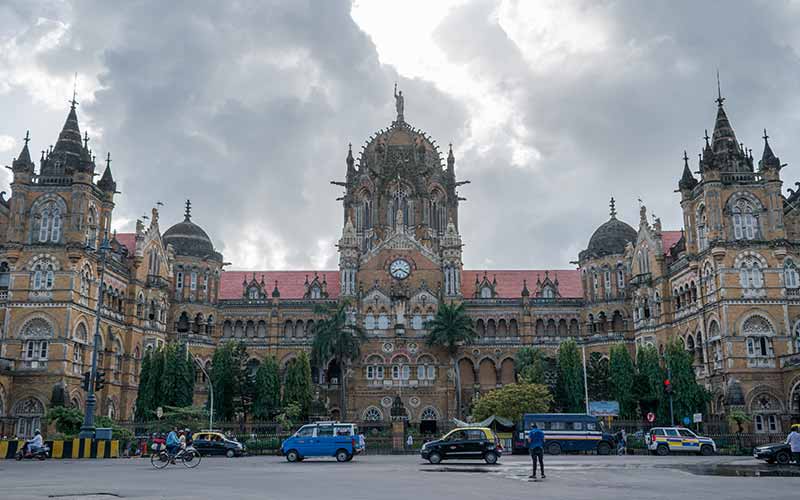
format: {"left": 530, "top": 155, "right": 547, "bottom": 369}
{"left": 310, "top": 286, "right": 321, "bottom": 299}
{"left": 416, "top": 355, "right": 436, "bottom": 380}
{"left": 247, "top": 286, "right": 259, "bottom": 299}
{"left": 696, "top": 205, "right": 708, "bottom": 250}
{"left": 785, "top": 259, "right": 799, "bottom": 289}
{"left": 86, "top": 207, "right": 98, "bottom": 248}
{"left": 793, "top": 322, "right": 800, "bottom": 353}
{"left": 392, "top": 356, "right": 410, "bottom": 380}
{"left": 739, "top": 258, "right": 764, "bottom": 290}
{"left": 480, "top": 286, "right": 492, "bottom": 299}
{"left": 743, "top": 316, "right": 775, "bottom": 359}
{"left": 377, "top": 312, "right": 390, "bottom": 330}
{"left": 732, "top": 198, "right": 758, "bottom": 240}
{"left": 365, "top": 355, "right": 384, "bottom": 381}
{"left": 703, "top": 262, "right": 715, "bottom": 294}
{"left": 542, "top": 286, "right": 555, "bottom": 299}
{"left": 365, "top": 311, "right": 376, "bottom": 330}
{"left": 363, "top": 406, "right": 383, "bottom": 422}
{"left": 420, "top": 407, "right": 438, "bottom": 421}
{"left": 616, "top": 266, "right": 625, "bottom": 291}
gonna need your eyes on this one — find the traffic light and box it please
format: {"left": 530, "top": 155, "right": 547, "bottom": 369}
{"left": 95, "top": 370, "right": 106, "bottom": 391}
{"left": 664, "top": 379, "right": 673, "bottom": 395}
{"left": 81, "top": 371, "right": 92, "bottom": 391}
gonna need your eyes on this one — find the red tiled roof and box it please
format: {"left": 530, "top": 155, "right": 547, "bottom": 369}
{"left": 220, "top": 271, "right": 340, "bottom": 300}
{"left": 660, "top": 230, "right": 683, "bottom": 255}
{"left": 462, "top": 269, "right": 582, "bottom": 299}
{"left": 116, "top": 232, "right": 136, "bottom": 254}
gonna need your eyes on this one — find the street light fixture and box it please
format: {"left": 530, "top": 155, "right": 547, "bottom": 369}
{"left": 79, "top": 234, "right": 112, "bottom": 438}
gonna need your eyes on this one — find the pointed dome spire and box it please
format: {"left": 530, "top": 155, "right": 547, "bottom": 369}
{"left": 609, "top": 196, "right": 617, "bottom": 219}
{"left": 12, "top": 131, "right": 34, "bottom": 171}
{"left": 679, "top": 150, "right": 698, "bottom": 190}
{"left": 184, "top": 199, "right": 192, "bottom": 221}
{"left": 759, "top": 128, "right": 781, "bottom": 170}
{"left": 346, "top": 142, "right": 355, "bottom": 170}
{"left": 711, "top": 74, "right": 739, "bottom": 154}
{"left": 447, "top": 143, "right": 455, "bottom": 170}
{"left": 98, "top": 152, "right": 117, "bottom": 192}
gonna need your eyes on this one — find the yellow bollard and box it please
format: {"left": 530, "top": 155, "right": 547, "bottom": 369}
{"left": 52, "top": 440, "right": 64, "bottom": 459}
{"left": 96, "top": 440, "right": 106, "bottom": 459}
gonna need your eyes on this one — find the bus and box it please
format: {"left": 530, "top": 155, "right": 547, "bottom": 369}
{"left": 513, "top": 413, "right": 616, "bottom": 455}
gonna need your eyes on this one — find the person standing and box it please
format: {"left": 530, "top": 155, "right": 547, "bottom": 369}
{"left": 617, "top": 429, "right": 627, "bottom": 456}
{"left": 786, "top": 424, "right": 800, "bottom": 465}
{"left": 527, "top": 423, "right": 545, "bottom": 479}
{"left": 406, "top": 434, "right": 413, "bottom": 451}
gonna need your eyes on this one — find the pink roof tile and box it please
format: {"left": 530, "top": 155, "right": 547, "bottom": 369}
{"left": 660, "top": 230, "right": 683, "bottom": 255}
{"left": 115, "top": 232, "right": 136, "bottom": 254}
{"left": 462, "top": 269, "right": 582, "bottom": 299}
{"left": 220, "top": 271, "right": 340, "bottom": 300}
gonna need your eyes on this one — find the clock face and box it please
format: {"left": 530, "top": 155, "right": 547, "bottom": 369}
{"left": 389, "top": 259, "right": 411, "bottom": 280}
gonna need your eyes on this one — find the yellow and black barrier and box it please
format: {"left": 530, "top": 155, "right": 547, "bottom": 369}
{"left": 0, "top": 438, "right": 120, "bottom": 459}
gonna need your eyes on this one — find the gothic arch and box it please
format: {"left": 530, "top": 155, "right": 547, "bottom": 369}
{"left": 733, "top": 251, "right": 768, "bottom": 269}
{"left": 737, "top": 311, "right": 777, "bottom": 336}
{"left": 18, "top": 315, "right": 56, "bottom": 339}
{"left": 746, "top": 385, "right": 785, "bottom": 413}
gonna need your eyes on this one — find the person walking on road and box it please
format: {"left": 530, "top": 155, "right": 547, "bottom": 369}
{"left": 617, "top": 429, "right": 627, "bottom": 456}
{"left": 786, "top": 424, "right": 800, "bottom": 465}
{"left": 527, "top": 423, "right": 545, "bottom": 480}
{"left": 406, "top": 434, "right": 413, "bottom": 451}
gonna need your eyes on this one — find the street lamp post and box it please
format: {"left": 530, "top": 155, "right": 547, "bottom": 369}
{"left": 192, "top": 354, "right": 214, "bottom": 431}
{"left": 79, "top": 235, "right": 112, "bottom": 438}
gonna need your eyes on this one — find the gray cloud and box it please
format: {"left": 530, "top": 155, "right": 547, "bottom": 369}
{"left": 2, "top": 0, "right": 800, "bottom": 270}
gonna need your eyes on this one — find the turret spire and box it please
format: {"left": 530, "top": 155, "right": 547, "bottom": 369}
{"left": 97, "top": 152, "right": 116, "bottom": 193}
{"left": 184, "top": 199, "right": 192, "bottom": 221}
{"left": 710, "top": 74, "right": 738, "bottom": 155}
{"left": 759, "top": 128, "right": 781, "bottom": 170}
{"left": 679, "top": 150, "right": 698, "bottom": 190}
{"left": 609, "top": 197, "right": 617, "bottom": 219}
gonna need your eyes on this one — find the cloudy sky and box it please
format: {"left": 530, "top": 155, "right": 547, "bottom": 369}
{"left": 2, "top": 0, "right": 800, "bottom": 271}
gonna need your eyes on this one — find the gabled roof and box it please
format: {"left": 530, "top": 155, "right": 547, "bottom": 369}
{"left": 462, "top": 270, "right": 582, "bottom": 299}
{"left": 220, "top": 271, "right": 340, "bottom": 300}
{"left": 660, "top": 230, "right": 682, "bottom": 256}
{"left": 116, "top": 232, "right": 136, "bottom": 254}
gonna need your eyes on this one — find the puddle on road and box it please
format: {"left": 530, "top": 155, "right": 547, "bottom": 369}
{"left": 673, "top": 464, "right": 800, "bottom": 478}
{"left": 421, "top": 467, "right": 491, "bottom": 473}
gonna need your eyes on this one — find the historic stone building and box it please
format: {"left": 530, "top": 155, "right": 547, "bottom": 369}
{"left": 1, "top": 87, "right": 799, "bottom": 436}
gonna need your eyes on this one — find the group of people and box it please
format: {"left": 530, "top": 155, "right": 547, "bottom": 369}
{"left": 151, "top": 427, "right": 193, "bottom": 458}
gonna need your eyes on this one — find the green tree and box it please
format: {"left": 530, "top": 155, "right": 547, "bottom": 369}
{"left": 515, "top": 346, "right": 547, "bottom": 385}
{"left": 471, "top": 383, "right": 553, "bottom": 422}
{"left": 210, "top": 341, "right": 240, "bottom": 421}
{"left": 634, "top": 345, "right": 664, "bottom": 419}
{"left": 664, "top": 339, "right": 709, "bottom": 422}
{"left": 311, "top": 301, "right": 367, "bottom": 419}
{"left": 727, "top": 410, "right": 752, "bottom": 452}
{"left": 283, "top": 352, "right": 313, "bottom": 418}
{"left": 46, "top": 406, "right": 84, "bottom": 435}
{"left": 555, "top": 340, "right": 585, "bottom": 412}
{"left": 609, "top": 344, "right": 636, "bottom": 418}
{"left": 160, "top": 343, "right": 195, "bottom": 408}
{"left": 134, "top": 350, "right": 153, "bottom": 421}
{"left": 253, "top": 356, "right": 281, "bottom": 420}
{"left": 426, "top": 301, "right": 476, "bottom": 418}
{"left": 587, "top": 352, "right": 611, "bottom": 401}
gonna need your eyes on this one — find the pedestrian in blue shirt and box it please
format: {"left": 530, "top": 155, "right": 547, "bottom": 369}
{"left": 527, "top": 423, "right": 545, "bottom": 479}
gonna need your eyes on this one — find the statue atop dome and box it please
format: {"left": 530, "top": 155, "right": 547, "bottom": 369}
{"left": 394, "top": 82, "right": 404, "bottom": 123}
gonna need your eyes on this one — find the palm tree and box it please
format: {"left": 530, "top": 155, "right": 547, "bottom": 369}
{"left": 425, "top": 300, "right": 476, "bottom": 418}
{"left": 310, "top": 301, "right": 366, "bottom": 420}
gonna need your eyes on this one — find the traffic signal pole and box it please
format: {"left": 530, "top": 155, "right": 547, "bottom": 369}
{"left": 79, "top": 235, "right": 111, "bottom": 438}
{"left": 667, "top": 366, "right": 674, "bottom": 426}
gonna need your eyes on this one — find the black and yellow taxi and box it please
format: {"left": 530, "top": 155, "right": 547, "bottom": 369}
{"left": 192, "top": 431, "right": 245, "bottom": 458}
{"left": 420, "top": 427, "right": 502, "bottom": 464}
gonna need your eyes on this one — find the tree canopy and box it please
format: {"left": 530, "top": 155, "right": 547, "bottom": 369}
{"left": 426, "top": 300, "right": 476, "bottom": 417}
{"left": 472, "top": 383, "right": 552, "bottom": 422}
{"left": 587, "top": 352, "right": 611, "bottom": 402}
{"left": 664, "top": 339, "right": 709, "bottom": 422}
{"left": 252, "top": 356, "right": 281, "bottom": 420}
{"left": 555, "top": 340, "right": 585, "bottom": 413}
{"left": 134, "top": 343, "right": 195, "bottom": 421}
{"left": 609, "top": 344, "right": 636, "bottom": 418}
{"left": 283, "top": 351, "right": 313, "bottom": 418}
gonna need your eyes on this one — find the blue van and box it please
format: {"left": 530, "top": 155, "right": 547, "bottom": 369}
{"left": 515, "top": 414, "right": 615, "bottom": 455}
{"left": 281, "top": 422, "right": 364, "bottom": 462}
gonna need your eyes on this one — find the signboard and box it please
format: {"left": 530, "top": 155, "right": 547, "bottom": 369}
{"left": 693, "top": 413, "right": 703, "bottom": 423}
{"left": 646, "top": 412, "right": 655, "bottom": 423}
{"left": 588, "top": 401, "right": 620, "bottom": 417}
{"left": 682, "top": 417, "right": 691, "bottom": 426}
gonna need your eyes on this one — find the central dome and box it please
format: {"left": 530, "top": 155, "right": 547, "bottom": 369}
{"left": 163, "top": 202, "right": 221, "bottom": 261}
{"left": 357, "top": 120, "right": 444, "bottom": 173}
{"left": 583, "top": 216, "right": 637, "bottom": 259}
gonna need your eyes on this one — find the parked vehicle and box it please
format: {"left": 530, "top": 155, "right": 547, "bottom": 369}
{"left": 646, "top": 427, "right": 716, "bottom": 456}
{"left": 753, "top": 442, "right": 792, "bottom": 464}
{"left": 192, "top": 431, "right": 245, "bottom": 458}
{"left": 281, "top": 422, "right": 364, "bottom": 462}
{"left": 15, "top": 444, "right": 50, "bottom": 461}
{"left": 420, "top": 427, "right": 502, "bottom": 465}
{"left": 513, "top": 414, "right": 615, "bottom": 455}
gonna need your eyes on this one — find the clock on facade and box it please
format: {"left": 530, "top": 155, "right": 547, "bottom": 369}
{"left": 389, "top": 258, "right": 411, "bottom": 280}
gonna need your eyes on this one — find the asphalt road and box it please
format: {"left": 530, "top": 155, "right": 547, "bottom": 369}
{"left": 1, "top": 454, "right": 798, "bottom": 500}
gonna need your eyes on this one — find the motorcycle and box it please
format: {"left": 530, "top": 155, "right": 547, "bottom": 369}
{"left": 15, "top": 444, "right": 50, "bottom": 461}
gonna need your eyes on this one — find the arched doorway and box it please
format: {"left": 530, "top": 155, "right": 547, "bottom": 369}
{"left": 13, "top": 398, "right": 44, "bottom": 438}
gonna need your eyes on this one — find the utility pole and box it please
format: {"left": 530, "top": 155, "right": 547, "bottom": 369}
{"left": 79, "top": 234, "right": 111, "bottom": 438}
{"left": 192, "top": 353, "right": 214, "bottom": 431}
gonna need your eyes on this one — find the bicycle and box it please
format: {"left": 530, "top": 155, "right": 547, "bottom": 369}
{"left": 151, "top": 445, "right": 201, "bottom": 469}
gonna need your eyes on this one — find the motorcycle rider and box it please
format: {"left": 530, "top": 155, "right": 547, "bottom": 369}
{"left": 25, "top": 429, "right": 44, "bottom": 456}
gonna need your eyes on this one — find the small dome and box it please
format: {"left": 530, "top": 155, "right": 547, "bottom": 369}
{"left": 163, "top": 201, "right": 221, "bottom": 260}
{"left": 584, "top": 217, "right": 637, "bottom": 258}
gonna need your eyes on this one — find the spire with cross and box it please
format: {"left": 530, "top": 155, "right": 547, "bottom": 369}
{"left": 83, "top": 131, "right": 90, "bottom": 149}
{"left": 70, "top": 73, "right": 79, "bottom": 110}
{"left": 185, "top": 199, "right": 192, "bottom": 220}
{"left": 609, "top": 197, "right": 617, "bottom": 219}
{"left": 715, "top": 69, "right": 725, "bottom": 108}
{"left": 24, "top": 130, "right": 30, "bottom": 146}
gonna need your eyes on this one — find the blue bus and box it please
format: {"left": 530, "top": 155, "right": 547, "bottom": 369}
{"left": 513, "top": 413, "right": 615, "bottom": 455}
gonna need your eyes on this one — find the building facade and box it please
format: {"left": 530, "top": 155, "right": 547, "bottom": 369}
{"left": 1, "top": 89, "right": 799, "bottom": 436}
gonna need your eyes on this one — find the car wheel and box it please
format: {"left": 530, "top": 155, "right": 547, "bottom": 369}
{"left": 428, "top": 452, "right": 442, "bottom": 464}
{"left": 286, "top": 450, "right": 299, "bottom": 463}
{"left": 700, "top": 445, "right": 714, "bottom": 456}
{"left": 483, "top": 452, "right": 498, "bottom": 464}
{"left": 336, "top": 449, "right": 350, "bottom": 463}
{"left": 226, "top": 449, "right": 235, "bottom": 458}
{"left": 776, "top": 451, "right": 791, "bottom": 465}
{"left": 547, "top": 442, "right": 561, "bottom": 456}
{"left": 596, "top": 442, "right": 611, "bottom": 456}
{"left": 656, "top": 444, "right": 669, "bottom": 456}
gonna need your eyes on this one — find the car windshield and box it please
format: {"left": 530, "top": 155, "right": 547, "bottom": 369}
{"left": 295, "top": 426, "right": 314, "bottom": 437}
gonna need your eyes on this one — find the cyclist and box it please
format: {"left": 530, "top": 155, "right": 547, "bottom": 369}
{"left": 166, "top": 427, "right": 181, "bottom": 459}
